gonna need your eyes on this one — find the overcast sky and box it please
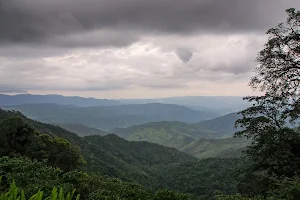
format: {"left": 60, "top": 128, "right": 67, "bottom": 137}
{"left": 1, "top": 0, "right": 299, "bottom": 98}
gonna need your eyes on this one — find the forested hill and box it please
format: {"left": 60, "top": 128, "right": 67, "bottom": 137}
{"left": 194, "top": 112, "right": 243, "bottom": 138}
{"left": 113, "top": 121, "right": 250, "bottom": 158}
{"left": 112, "top": 121, "right": 217, "bottom": 140}
{"left": 3, "top": 103, "right": 217, "bottom": 130}
{"left": 0, "top": 108, "right": 83, "bottom": 146}
{"left": 0, "top": 108, "right": 246, "bottom": 199}
{"left": 0, "top": 109, "right": 196, "bottom": 186}
{"left": 57, "top": 123, "right": 108, "bottom": 136}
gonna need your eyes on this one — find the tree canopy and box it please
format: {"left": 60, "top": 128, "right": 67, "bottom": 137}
{"left": 233, "top": 8, "right": 300, "bottom": 199}
{"left": 249, "top": 8, "right": 300, "bottom": 121}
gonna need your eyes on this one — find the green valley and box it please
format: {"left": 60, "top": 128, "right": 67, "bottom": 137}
{"left": 113, "top": 120, "right": 249, "bottom": 158}
{"left": 0, "top": 108, "right": 246, "bottom": 199}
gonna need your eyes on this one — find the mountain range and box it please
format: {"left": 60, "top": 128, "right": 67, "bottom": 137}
{"left": 1, "top": 93, "right": 250, "bottom": 159}
{"left": 0, "top": 94, "right": 121, "bottom": 107}
{"left": 119, "top": 96, "right": 250, "bottom": 115}
{"left": 3, "top": 103, "right": 218, "bottom": 131}
{"left": 1, "top": 94, "right": 249, "bottom": 115}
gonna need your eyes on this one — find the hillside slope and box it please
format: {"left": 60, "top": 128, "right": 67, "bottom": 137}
{"left": 57, "top": 123, "right": 107, "bottom": 136}
{"left": 114, "top": 121, "right": 250, "bottom": 158}
{"left": 194, "top": 112, "right": 243, "bottom": 138}
{"left": 113, "top": 121, "right": 216, "bottom": 147}
{"left": 0, "top": 108, "right": 246, "bottom": 198}
{"left": 181, "top": 137, "right": 251, "bottom": 158}
{"left": 0, "top": 109, "right": 195, "bottom": 188}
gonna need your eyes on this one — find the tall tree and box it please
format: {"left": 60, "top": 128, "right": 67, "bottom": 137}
{"left": 249, "top": 8, "right": 300, "bottom": 121}
{"left": 235, "top": 8, "right": 300, "bottom": 197}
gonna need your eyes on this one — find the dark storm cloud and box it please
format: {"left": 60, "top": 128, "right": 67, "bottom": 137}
{"left": 48, "top": 30, "right": 139, "bottom": 48}
{"left": 175, "top": 48, "right": 193, "bottom": 63}
{"left": 1, "top": 0, "right": 299, "bottom": 46}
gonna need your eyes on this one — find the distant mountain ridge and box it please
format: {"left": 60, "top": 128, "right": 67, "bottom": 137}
{"left": 120, "top": 96, "right": 250, "bottom": 115}
{"left": 3, "top": 103, "right": 217, "bottom": 131}
{"left": 0, "top": 94, "right": 250, "bottom": 116}
{"left": 0, "top": 94, "right": 122, "bottom": 107}
{"left": 1, "top": 94, "right": 250, "bottom": 159}
{"left": 1, "top": 106, "right": 250, "bottom": 159}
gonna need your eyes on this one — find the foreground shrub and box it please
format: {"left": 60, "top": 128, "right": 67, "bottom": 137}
{"left": 0, "top": 177, "right": 80, "bottom": 200}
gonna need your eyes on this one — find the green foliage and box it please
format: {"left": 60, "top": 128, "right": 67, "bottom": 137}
{"left": 216, "top": 194, "right": 263, "bottom": 200}
{"left": 0, "top": 117, "right": 33, "bottom": 156}
{"left": 180, "top": 137, "right": 250, "bottom": 159}
{"left": 114, "top": 120, "right": 250, "bottom": 159}
{"left": 233, "top": 7, "right": 300, "bottom": 199}
{"left": 0, "top": 109, "right": 245, "bottom": 199}
{"left": 153, "top": 189, "right": 190, "bottom": 200}
{"left": 218, "top": 177, "right": 300, "bottom": 200}
{"left": 234, "top": 63, "right": 300, "bottom": 197}
{"left": 249, "top": 8, "right": 300, "bottom": 121}
{"left": 114, "top": 121, "right": 215, "bottom": 141}
{"left": 241, "top": 128, "right": 300, "bottom": 178}
{"left": 57, "top": 124, "right": 107, "bottom": 137}
{"left": 0, "top": 116, "right": 85, "bottom": 172}
{"left": 0, "top": 178, "right": 79, "bottom": 200}
{"left": 159, "top": 158, "right": 247, "bottom": 199}
{"left": 88, "top": 178, "right": 152, "bottom": 200}
{"left": 82, "top": 135, "right": 246, "bottom": 199}
{"left": 0, "top": 157, "right": 153, "bottom": 200}
{"left": 82, "top": 134, "right": 196, "bottom": 189}
{"left": 0, "top": 157, "right": 62, "bottom": 196}
{"left": 267, "top": 177, "right": 300, "bottom": 200}
{"left": 26, "top": 132, "right": 85, "bottom": 172}
{"left": 0, "top": 109, "right": 83, "bottom": 147}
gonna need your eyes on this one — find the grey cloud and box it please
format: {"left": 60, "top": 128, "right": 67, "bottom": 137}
{"left": 48, "top": 30, "right": 139, "bottom": 48}
{"left": 0, "top": 85, "right": 28, "bottom": 93}
{"left": 1, "top": 0, "right": 300, "bottom": 46}
{"left": 0, "top": 52, "right": 254, "bottom": 93}
{"left": 209, "top": 59, "right": 256, "bottom": 75}
{"left": 181, "top": 57, "right": 256, "bottom": 76}
{"left": 0, "top": 45, "right": 70, "bottom": 58}
{"left": 175, "top": 48, "right": 193, "bottom": 63}
{"left": 0, "top": 30, "right": 139, "bottom": 58}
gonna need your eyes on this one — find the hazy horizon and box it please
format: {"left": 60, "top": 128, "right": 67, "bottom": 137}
{"left": 1, "top": 92, "right": 248, "bottom": 100}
